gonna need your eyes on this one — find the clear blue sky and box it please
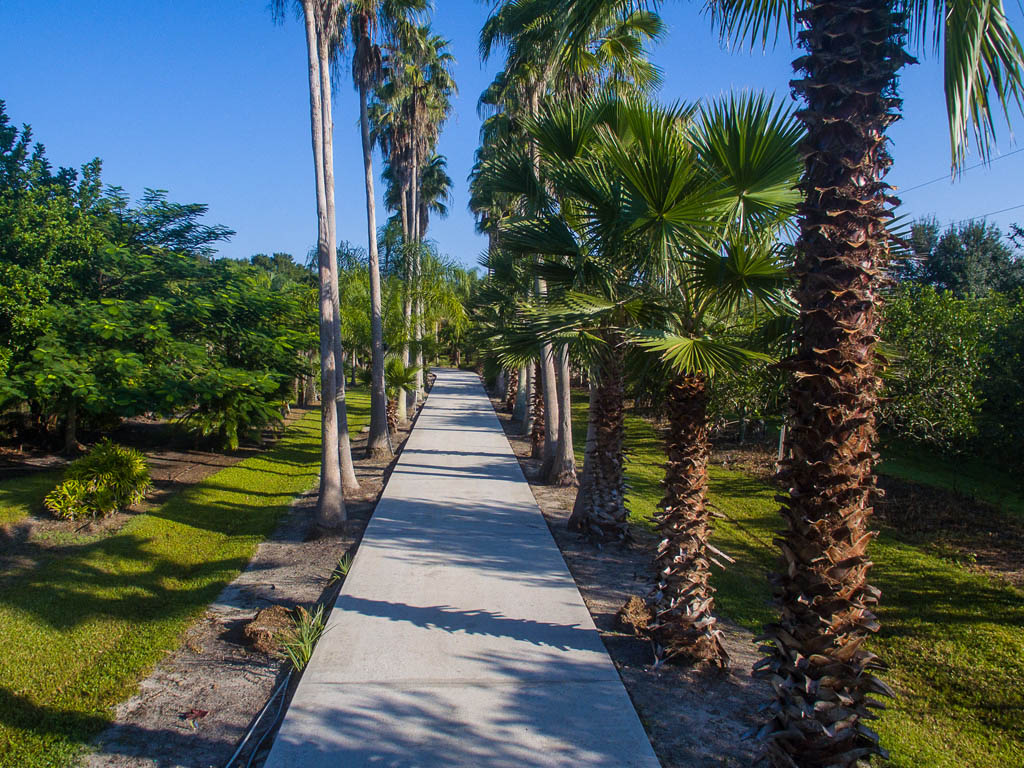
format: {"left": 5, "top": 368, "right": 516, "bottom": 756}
{"left": 3, "top": 1, "right": 1024, "bottom": 269}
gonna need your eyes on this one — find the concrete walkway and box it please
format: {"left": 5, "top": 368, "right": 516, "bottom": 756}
{"left": 264, "top": 369, "right": 659, "bottom": 768}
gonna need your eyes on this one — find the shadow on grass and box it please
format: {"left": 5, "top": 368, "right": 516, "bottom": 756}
{"left": 0, "top": 412, "right": 323, "bottom": 766}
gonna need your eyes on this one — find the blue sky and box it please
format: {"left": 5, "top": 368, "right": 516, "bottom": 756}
{"left": 3, "top": 1, "right": 1024, "bottom": 269}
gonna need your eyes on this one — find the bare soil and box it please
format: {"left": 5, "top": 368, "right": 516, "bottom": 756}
{"left": 78, "top": 412, "right": 420, "bottom": 768}
{"left": 492, "top": 399, "right": 767, "bottom": 768}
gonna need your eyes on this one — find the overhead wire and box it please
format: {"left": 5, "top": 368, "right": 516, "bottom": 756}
{"left": 897, "top": 146, "right": 1024, "bottom": 194}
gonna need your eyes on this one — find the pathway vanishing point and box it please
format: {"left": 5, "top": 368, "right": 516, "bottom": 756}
{"left": 264, "top": 368, "right": 660, "bottom": 767}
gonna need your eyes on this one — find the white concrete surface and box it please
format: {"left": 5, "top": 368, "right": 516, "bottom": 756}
{"left": 263, "top": 369, "right": 660, "bottom": 768}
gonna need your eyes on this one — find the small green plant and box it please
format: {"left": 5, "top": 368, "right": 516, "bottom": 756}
{"left": 329, "top": 552, "right": 353, "bottom": 584}
{"left": 280, "top": 604, "right": 327, "bottom": 671}
{"left": 44, "top": 440, "right": 152, "bottom": 520}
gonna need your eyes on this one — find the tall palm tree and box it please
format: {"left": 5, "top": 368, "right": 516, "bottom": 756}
{"left": 315, "top": 0, "right": 361, "bottom": 493}
{"left": 481, "top": 0, "right": 665, "bottom": 486}
{"left": 702, "top": 0, "right": 1024, "bottom": 763}
{"left": 347, "top": 0, "right": 424, "bottom": 459}
{"left": 270, "top": 0, "right": 349, "bottom": 525}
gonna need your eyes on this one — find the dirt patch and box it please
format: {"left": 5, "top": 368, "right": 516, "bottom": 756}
{"left": 491, "top": 396, "right": 767, "bottom": 768}
{"left": 78, "top": 411, "right": 419, "bottom": 768}
{"left": 876, "top": 474, "right": 1024, "bottom": 588}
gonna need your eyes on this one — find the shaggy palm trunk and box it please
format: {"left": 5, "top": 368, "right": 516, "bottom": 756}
{"left": 359, "top": 84, "right": 390, "bottom": 459}
{"left": 755, "top": 0, "right": 905, "bottom": 764}
{"left": 522, "top": 364, "right": 535, "bottom": 435}
{"left": 648, "top": 374, "right": 727, "bottom": 666}
{"left": 568, "top": 343, "right": 626, "bottom": 541}
{"left": 386, "top": 397, "right": 399, "bottom": 436}
{"left": 547, "top": 345, "right": 577, "bottom": 486}
{"left": 505, "top": 369, "right": 518, "bottom": 412}
{"left": 538, "top": 339, "right": 559, "bottom": 477}
{"left": 302, "top": 0, "right": 344, "bottom": 527}
{"left": 318, "top": 30, "right": 359, "bottom": 494}
{"left": 495, "top": 368, "right": 507, "bottom": 401}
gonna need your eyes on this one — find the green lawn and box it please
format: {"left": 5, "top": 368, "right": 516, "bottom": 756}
{"left": 570, "top": 393, "right": 1024, "bottom": 768}
{"left": 0, "top": 470, "right": 62, "bottom": 526}
{"left": 0, "top": 393, "right": 369, "bottom": 768}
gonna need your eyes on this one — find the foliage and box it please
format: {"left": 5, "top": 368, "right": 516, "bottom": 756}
{"left": 0, "top": 100, "right": 315, "bottom": 450}
{"left": 383, "top": 356, "right": 420, "bottom": 400}
{"left": 878, "top": 282, "right": 1024, "bottom": 471}
{"left": 44, "top": 440, "right": 151, "bottom": 520}
{"left": 897, "top": 217, "right": 1024, "bottom": 296}
{"left": 879, "top": 284, "right": 988, "bottom": 449}
{"left": 329, "top": 552, "right": 354, "bottom": 584}
{"left": 281, "top": 604, "right": 328, "bottom": 672}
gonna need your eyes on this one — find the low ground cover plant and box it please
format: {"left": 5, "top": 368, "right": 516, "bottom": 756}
{"left": 44, "top": 440, "right": 151, "bottom": 520}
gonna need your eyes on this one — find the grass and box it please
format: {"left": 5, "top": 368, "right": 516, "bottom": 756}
{"left": 878, "top": 440, "right": 1024, "bottom": 519}
{"left": 570, "top": 392, "right": 1024, "bottom": 768}
{"left": 0, "top": 470, "right": 62, "bottom": 526}
{"left": 0, "top": 392, "right": 369, "bottom": 768}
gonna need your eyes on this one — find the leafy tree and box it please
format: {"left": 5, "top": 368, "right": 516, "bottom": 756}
{"left": 880, "top": 284, "right": 988, "bottom": 449}
{"left": 899, "top": 216, "right": 1024, "bottom": 296}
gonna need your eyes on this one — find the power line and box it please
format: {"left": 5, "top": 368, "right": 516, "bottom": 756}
{"left": 966, "top": 201, "right": 1024, "bottom": 220}
{"left": 899, "top": 147, "right": 1024, "bottom": 194}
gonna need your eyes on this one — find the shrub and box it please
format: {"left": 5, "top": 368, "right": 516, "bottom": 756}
{"left": 44, "top": 440, "right": 152, "bottom": 520}
{"left": 281, "top": 605, "right": 327, "bottom": 671}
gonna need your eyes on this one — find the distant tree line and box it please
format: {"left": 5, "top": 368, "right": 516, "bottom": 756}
{"left": 0, "top": 100, "right": 315, "bottom": 451}
{"left": 706, "top": 215, "right": 1024, "bottom": 472}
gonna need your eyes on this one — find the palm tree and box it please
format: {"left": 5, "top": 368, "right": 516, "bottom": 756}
{"left": 480, "top": 0, "right": 666, "bottom": 486}
{"left": 347, "top": 0, "right": 424, "bottom": 459}
{"left": 270, "top": 0, "right": 351, "bottom": 526}
{"left": 702, "top": 0, "right": 1024, "bottom": 763}
{"left": 492, "top": 94, "right": 802, "bottom": 667}
{"left": 384, "top": 355, "right": 419, "bottom": 434}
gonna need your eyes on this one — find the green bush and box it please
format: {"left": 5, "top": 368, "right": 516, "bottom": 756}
{"left": 44, "top": 440, "right": 152, "bottom": 520}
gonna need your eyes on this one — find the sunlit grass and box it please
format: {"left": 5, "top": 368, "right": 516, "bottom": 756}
{"left": 570, "top": 391, "right": 1024, "bottom": 768}
{"left": 0, "top": 392, "right": 370, "bottom": 768}
{"left": 0, "top": 470, "right": 61, "bottom": 526}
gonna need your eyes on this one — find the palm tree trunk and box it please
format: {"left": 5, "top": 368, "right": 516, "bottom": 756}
{"left": 757, "top": 1, "right": 903, "bottom": 763}
{"left": 530, "top": 376, "right": 545, "bottom": 460}
{"left": 359, "top": 83, "right": 391, "bottom": 459}
{"left": 302, "top": 0, "right": 344, "bottom": 527}
{"left": 647, "top": 374, "right": 727, "bottom": 666}
{"left": 526, "top": 84, "right": 561, "bottom": 480}
{"left": 398, "top": 183, "right": 411, "bottom": 423}
{"left": 318, "top": 26, "right": 359, "bottom": 493}
{"left": 521, "top": 363, "right": 535, "bottom": 436}
{"left": 546, "top": 344, "right": 577, "bottom": 486}
{"left": 411, "top": 143, "right": 424, "bottom": 404}
{"left": 512, "top": 365, "right": 528, "bottom": 423}
{"left": 504, "top": 368, "right": 518, "bottom": 412}
{"left": 569, "top": 343, "right": 626, "bottom": 541}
